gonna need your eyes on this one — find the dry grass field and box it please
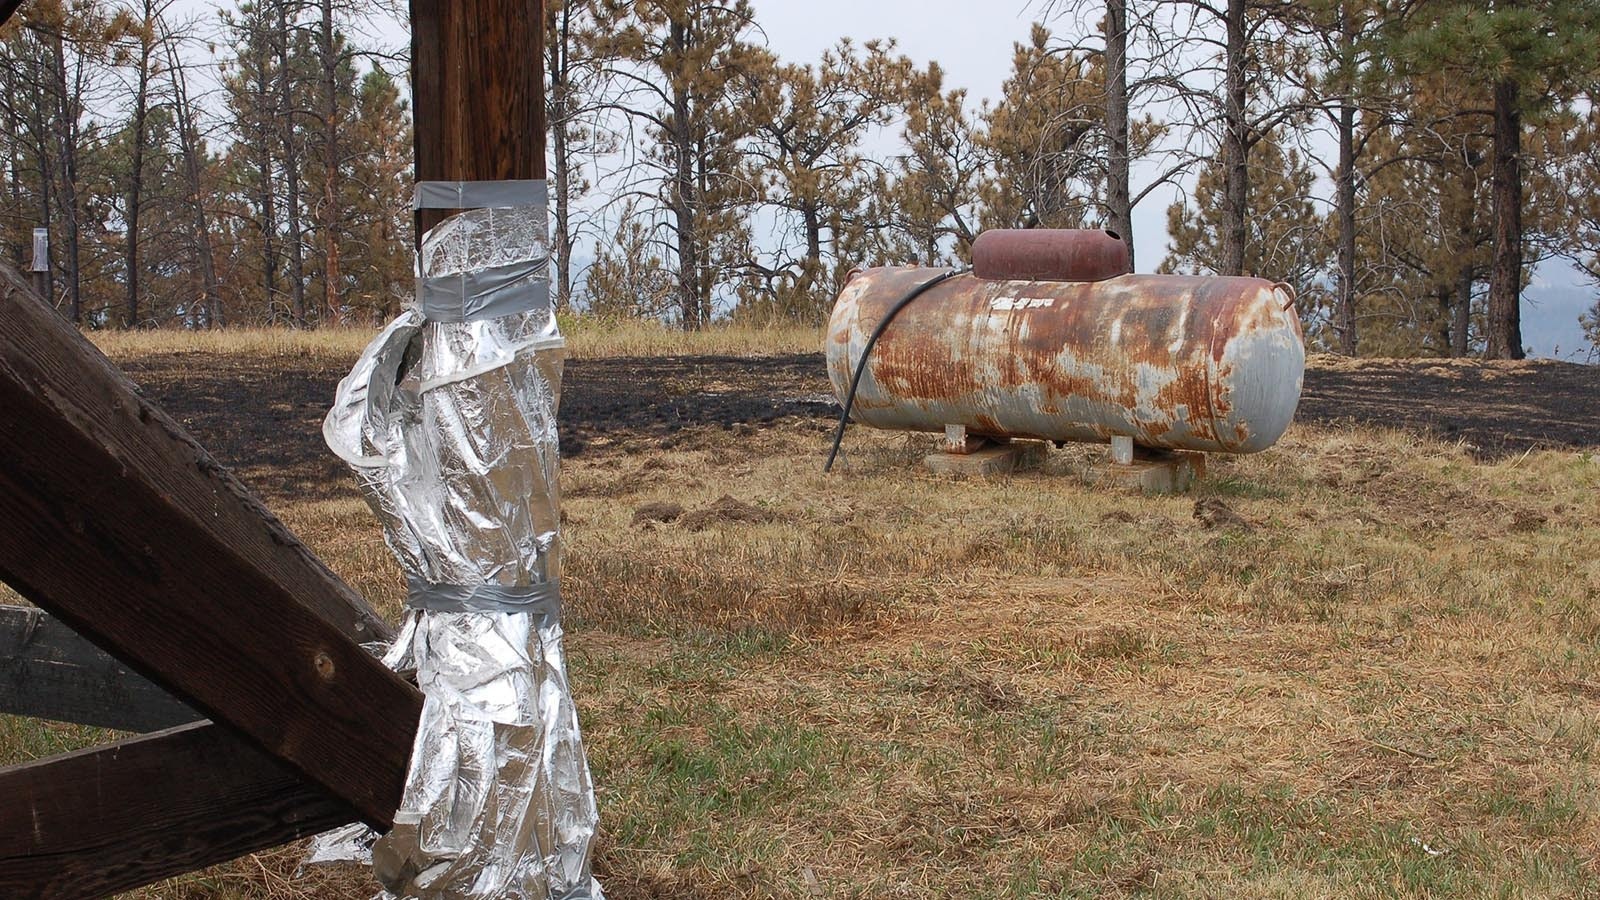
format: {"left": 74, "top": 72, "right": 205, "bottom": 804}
{"left": 86, "top": 317, "right": 823, "bottom": 362}
{"left": 4, "top": 330, "right": 1599, "bottom": 898}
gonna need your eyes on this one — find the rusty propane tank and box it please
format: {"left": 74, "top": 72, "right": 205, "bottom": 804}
{"left": 824, "top": 232, "right": 1305, "bottom": 455}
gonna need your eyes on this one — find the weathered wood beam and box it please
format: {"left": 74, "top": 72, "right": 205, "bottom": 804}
{"left": 0, "top": 605, "right": 200, "bottom": 731}
{"left": 0, "top": 264, "right": 419, "bottom": 828}
{"left": 0, "top": 722, "right": 355, "bottom": 900}
{"left": 411, "top": 0, "right": 547, "bottom": 240}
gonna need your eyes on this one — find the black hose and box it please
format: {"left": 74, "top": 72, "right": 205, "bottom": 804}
{"left": 823, "top": 267, "right": 968, "bottom": 472}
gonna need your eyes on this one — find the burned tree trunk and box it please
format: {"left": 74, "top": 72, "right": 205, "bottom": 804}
{"left": 1104, "top": 0, "right": 1135, "bottom": 268}
{"left": 1486, "top": 77, "right": 1525, "bottom": 360}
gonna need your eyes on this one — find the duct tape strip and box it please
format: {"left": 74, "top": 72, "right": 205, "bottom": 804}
{"left": 417, "top": 259, "right": 550, "bottom": 323}
{"left": 414, "top": 179, "right": 548, "bottom": 211}
{"left": 407, "top": 578, "right": 562, "bottom": 617}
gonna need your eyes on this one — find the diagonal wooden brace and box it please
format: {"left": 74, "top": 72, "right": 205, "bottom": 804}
{"left": 0, "top": 604, "right": 202, "bottom": 731}
{"left": 0, "top": 723, "right": 356, "bottom": 898}
{"left": 0, "top": 263, "right": 420, "bottom": 881}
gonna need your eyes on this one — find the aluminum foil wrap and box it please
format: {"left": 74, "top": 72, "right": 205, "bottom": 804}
{"left": 315, "top": 199, "right": 604, "bottom": 900}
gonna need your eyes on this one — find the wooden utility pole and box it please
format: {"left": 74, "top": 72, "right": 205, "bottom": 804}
{"left": 410, "top": 0, "right": 547, "bottom": 241}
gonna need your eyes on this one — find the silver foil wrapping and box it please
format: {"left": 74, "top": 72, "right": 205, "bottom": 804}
{"left": 315, "top": 202, "right": 604, "bottom": 900}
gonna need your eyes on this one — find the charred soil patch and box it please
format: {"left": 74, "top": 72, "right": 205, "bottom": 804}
{"left": 1298, "top": 355, "right": 1600, "bottom": 457}
{"left": 117, "top": 351, "right": 832, "bottom": 501}
{"left": 115, "top": 350, "right": 1597, "bottom": 503}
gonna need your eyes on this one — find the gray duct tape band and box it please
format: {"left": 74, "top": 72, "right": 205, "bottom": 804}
{"left": 414, "top": 179, "right": 549, "bottom": 210}
{"left": 407, "top": 578, "right": 562, "bottom": 616}
{"left": 418, "top": 259, "right": 551, "bottom": 323}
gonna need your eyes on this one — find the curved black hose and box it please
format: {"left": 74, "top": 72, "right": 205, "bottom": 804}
{"left": 823, "top": 267, "right": 968, "bottom": 472}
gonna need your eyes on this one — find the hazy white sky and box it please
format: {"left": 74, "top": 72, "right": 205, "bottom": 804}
{"left": 749, "top": 0, "right": 1028, "bottom": 104}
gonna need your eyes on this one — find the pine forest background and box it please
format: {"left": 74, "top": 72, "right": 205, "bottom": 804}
{"left": 2, "top": 0, "right": 1599, "bottom": 359}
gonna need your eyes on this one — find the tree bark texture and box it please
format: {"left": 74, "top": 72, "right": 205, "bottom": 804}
{"left": 1335, "top": 98, "right": 1357, "bottom": 354}
{"left": 1486, "top": 77, "right": 1525, "bottom": 359}
{"left": 1452, "top": 263, "right": 1472, "bottom": 357}
{"left": 318, "top": 0, "right": 344, "bottom": 324}
{"left": 47, "top": 31, "right": 82, "bottom": 323}
{"left": 276, "top": 1, "right": 308, "bottom": 327}
{"left": 168, "top": 40, "right": 225, "bottom": 328}
{"left": 123, "top": 4, "right": 153, "bottom": 329}
{"left": 410, "top": 0, "right": 548, "bottom": 234}
{"left": 669, "top": 17, "right": 703, "bottom": 329}
{"left": 1104, "top": 0, "right": 1134, "bottom": 268}
{"left": 548, "top": 0, "right": 573, "bottom": 310}
{"left": 1219, "top": 0, "right": 1249, "bottom": 276}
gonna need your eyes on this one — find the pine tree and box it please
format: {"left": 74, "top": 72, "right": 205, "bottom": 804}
{"left": 1162, "top": 133, "right": 1331, "bottom": 332}
{"left": 979, "top": 24, "right": 1102, "bottom": 232}
{"left": 1037, "top": 0, "right": 1176, "bottom": 267}
{"left": 116, "top": 0, "right": 168, "bottom": 328}
{"left": 1294, "top": 0, "right": 1393, "bottom": 355}
{"left": 735, "top": 38, "right": 911, "bottom": 322}
{"left": 888, "top": 62, "right": 982, "bottom": 266}
{"left": 546, "top": 0, "right": 615, "bottom": 312}
{"left": 220, "top": 1, "right": 283, "bottom": 323}
{"left": 271, "top": 0, "right": 307, "bottom": 326}
{"left": 160, "top": 17, "right": 225, "bottom": 327}
{"left": 593, "top": 0, "right": 765, "bottom": 329}
{"left": 4, "top": 0, "right": 131, "bottom": 324}
{"left": 1343, "top": 99, "right": 1491, "bottom": 357}
{"left": 311, "top": 0, "right": 344, "bottom": 324}
{"left": 1383, "top": 0, "right": 1600, "bottom": 358}
{"left": 1163, "top": 0, "right": 1310, "bottom": 276}
{"left": 586, "top": 199, "right": 677, "bottom": 320}
{"left": 0, "top": 13, "right": 64, "bottom": 293}
{"left": 297, "top": 5, "right": 400, "bottom": 324}
{"left": 337, "top": 67, "right": 411, "bottom": 323}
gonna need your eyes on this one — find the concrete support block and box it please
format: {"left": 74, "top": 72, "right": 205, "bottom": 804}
{"left": 1080, "top": 451, "right": 1205, "bottom": 494}
{"left": 924, "top": 442, "right": 1029, "bottom": 477}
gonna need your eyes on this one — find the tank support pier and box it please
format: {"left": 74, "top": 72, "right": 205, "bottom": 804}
{"left": 924, "top": 443, "right": 1029, "bottom": 477}
{"left": 925, "top": 425, "right": 1035, "bottom": 476}
{"left": 1111, "top": 435, "right": 1134, "bottom": 465}
{"left": 922, "top": 429, "right": 1202, "bottom": 490}
{"left": 1082, "top": 439, "right": 1204, "bottom": 494}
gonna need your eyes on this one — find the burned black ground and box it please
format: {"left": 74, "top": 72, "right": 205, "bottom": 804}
{"left": 117, "top": 351, "right": 1600, "bottom": 502}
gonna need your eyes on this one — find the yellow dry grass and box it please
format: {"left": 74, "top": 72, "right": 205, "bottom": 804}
{"left": 551, "top": 423, "right": 1600, "bottom": 899}
{"left": 4, "top": 371, "right": 1599, "bottom": 897}
{"left": 87, "top": 317, "right": 823, "bottom": 363}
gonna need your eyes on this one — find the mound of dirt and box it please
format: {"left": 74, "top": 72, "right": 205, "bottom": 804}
{"left": 1509, "top": 509, "right": 1549, "bottom": 533}
{"left": 679, "top": 495, "right": 774, "bottom": 531}
{"left": 1194, "top": 497, "right": 1252, "bottom": 530}
{"left": 631, "top": 500, "right": 685, "bottom": 526}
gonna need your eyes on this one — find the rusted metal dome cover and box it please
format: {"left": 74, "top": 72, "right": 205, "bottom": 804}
{"left": 971, "top": 229, "right": 1132, "bottom": 282}
{"left": 825, "top": 267, "right": 1305, "bottom": 454}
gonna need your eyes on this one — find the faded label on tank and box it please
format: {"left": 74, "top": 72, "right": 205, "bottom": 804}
{"left": 990, "top": 295, "right": 1057, "bottom": 311}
